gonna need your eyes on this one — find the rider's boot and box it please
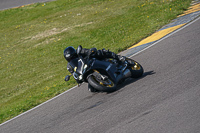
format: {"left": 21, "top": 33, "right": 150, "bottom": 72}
{"left": 117, "top": 55, "right": 126, "bottom": 64}
{"left": 102, "top": 48, "right": 126, "bottom": 64}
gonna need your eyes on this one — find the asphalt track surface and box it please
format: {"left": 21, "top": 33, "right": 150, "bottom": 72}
{"left": 0, "top": 0, "right": 53, "bottom": 10}
{"left": 1, "top": 14, "right": 200, "bottom": 133}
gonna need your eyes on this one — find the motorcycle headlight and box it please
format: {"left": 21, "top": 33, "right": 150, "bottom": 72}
{"left": 79, "top": 75, "right": 83, "bottom": 80}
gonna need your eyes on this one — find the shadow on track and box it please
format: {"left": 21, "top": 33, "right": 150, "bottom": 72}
{"left": 107, "top": 70, "right": 156, "bottom": 93}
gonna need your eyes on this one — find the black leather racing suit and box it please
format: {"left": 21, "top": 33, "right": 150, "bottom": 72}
{"left": 79, "top": 47, "right": 120, "bottom": 61}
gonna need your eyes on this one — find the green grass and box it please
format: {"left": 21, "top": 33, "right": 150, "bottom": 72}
{"left": 0, "top": 0, "right": 192, "bottom": 123}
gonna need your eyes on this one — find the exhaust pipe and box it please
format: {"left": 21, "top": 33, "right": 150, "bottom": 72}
{"left": 116, "top": 69, "right": 132, "bottom": 83}
{"left": 122, "top": 69, "right": 132, "bottom": 79}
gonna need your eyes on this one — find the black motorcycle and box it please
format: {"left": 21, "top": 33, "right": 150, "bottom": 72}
{"left": 64, "top": 47, "right": 144, "bottom": 92}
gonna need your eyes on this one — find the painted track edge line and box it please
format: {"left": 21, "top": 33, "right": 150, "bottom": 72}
{"left": 129, "top": 16, "right": 200, "bottom": 58}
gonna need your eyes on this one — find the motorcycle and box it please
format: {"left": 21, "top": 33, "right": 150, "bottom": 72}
{"left": 64, "top": 46, "right": 144, "bottom": 92}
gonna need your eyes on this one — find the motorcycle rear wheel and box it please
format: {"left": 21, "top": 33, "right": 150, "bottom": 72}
{"left": 126, "top": 58, "right": 144, "bottom": 78}
{"left": 88, "top": 73, "right": 117, "bottom": 92}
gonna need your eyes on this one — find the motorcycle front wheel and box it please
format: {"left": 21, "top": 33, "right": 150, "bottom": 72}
{"left": 88, "top": 73, "right": 117, "bottom": 92}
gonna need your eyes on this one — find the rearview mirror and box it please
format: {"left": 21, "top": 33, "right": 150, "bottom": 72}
{"left": 64, "top": 75, "right": 71, "bottom": 81}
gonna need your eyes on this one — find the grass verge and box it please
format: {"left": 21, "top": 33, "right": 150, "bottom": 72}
{"left": 0, "top": 0, "right": 192, "bottom": 124}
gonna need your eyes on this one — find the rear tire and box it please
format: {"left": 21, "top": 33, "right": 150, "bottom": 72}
{"left": 126, "top": 58, "right": 144, "bottom": 78}
{"left": 88, "top": 73, "right": 117, "bottom": 92}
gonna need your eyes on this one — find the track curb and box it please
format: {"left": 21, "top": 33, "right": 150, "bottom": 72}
{"left": 120, "top": 1, "right": 200, "bottom": 57}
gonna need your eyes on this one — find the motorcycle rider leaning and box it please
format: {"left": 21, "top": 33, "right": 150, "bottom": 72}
{"left": 63, "top": 45, "right": 126, "bottom": 91}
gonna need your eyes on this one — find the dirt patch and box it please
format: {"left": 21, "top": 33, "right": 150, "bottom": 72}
{"left": 31, "top": 22, "right": 93, "bottom": 40}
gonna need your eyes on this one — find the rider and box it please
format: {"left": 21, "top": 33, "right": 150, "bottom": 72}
{"left": 63, "top": 45, "right": 126, "bottom": 91}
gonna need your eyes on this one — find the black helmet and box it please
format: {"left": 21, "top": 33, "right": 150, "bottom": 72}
{"left": 64, "top": 46, "right": 76, "bottom": 61}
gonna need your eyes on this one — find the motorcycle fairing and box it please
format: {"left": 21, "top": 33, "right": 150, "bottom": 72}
{"left": 90, "top": 59, "right": 117, "bottom": 83}
{"left": 68, "top": 58, "right": 78, "bottom": 70}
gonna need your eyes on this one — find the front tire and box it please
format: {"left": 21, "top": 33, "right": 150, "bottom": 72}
{"left": 88, "top": 73, "right": 117, "bottom": 92}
